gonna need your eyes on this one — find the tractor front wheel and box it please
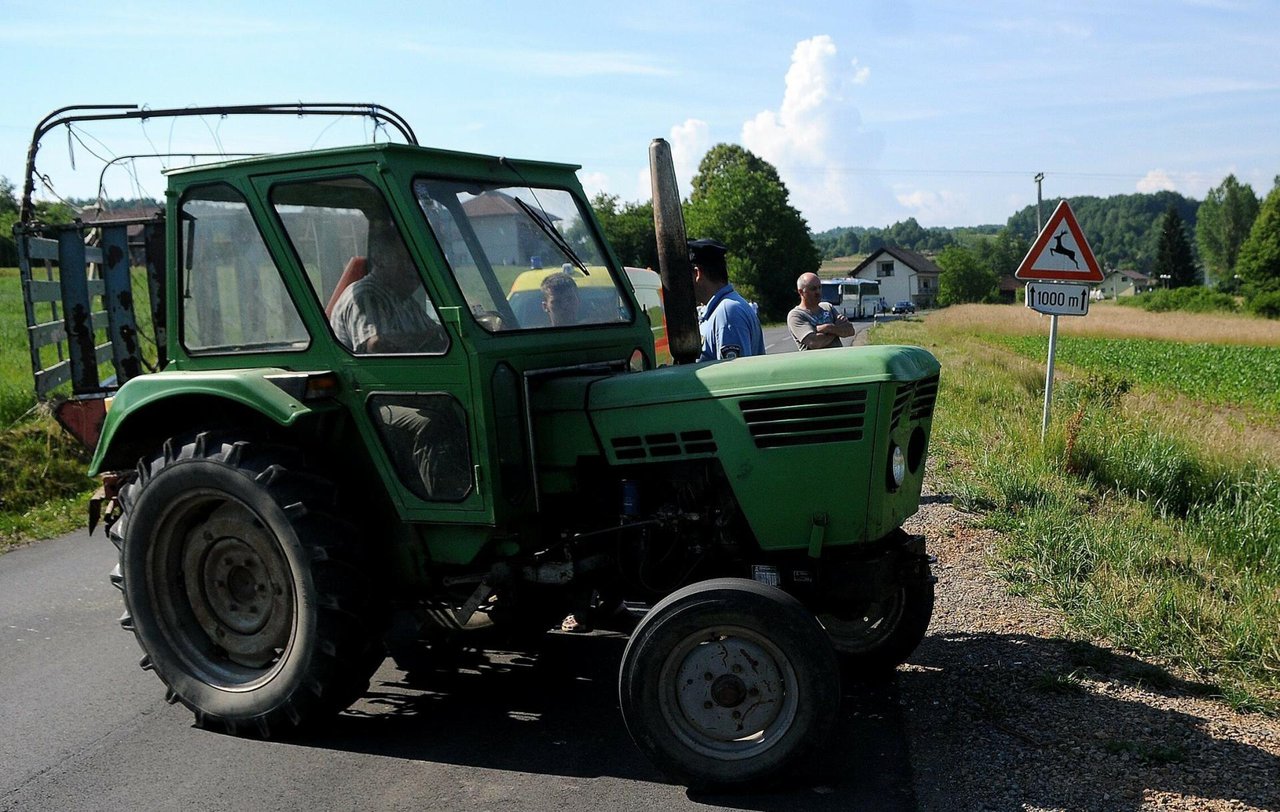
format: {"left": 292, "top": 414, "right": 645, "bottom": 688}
{"left": 618, "top": 578, "right": 840, "bottom": 788}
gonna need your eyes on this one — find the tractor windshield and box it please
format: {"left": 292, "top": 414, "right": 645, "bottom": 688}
{"left": 413, "top": 178, "right": 632, "bottom": 332}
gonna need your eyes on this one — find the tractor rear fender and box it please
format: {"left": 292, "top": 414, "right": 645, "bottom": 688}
{"left": 88, "top": 369, "right": 342, "bottom": 475}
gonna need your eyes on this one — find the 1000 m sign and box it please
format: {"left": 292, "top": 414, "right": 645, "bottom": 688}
{"left": 1025, "top": 282, "right": 1090, "bottom": 317}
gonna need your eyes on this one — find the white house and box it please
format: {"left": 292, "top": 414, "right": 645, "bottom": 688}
{"left": 850, "top": 247, "right": 942, "bottom": 309}
{"left": 1098, "top": 268, "right": 1155, "bottom": 299}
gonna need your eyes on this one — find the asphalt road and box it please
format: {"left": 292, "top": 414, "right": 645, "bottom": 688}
{"left": 1, "top": 527, "right": 916, "bottom": 812}
{"left": 2, "top": 325, "right": 906, "bottom": 811}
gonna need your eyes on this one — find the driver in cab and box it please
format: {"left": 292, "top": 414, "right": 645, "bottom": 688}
{"left": 331, "top": 220, "right": 447, "bottom": 354}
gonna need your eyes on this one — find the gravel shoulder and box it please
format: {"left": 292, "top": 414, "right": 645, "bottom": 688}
{"left": 900, "top": 493, "right": 1280, "bottom": 812}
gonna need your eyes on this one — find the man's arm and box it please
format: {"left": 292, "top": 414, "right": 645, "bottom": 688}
{"left": 815, "top": 319, "right": 856, "bottom": 338}
{"left": 788, "top": 307, "right": 837, "bottom": 349}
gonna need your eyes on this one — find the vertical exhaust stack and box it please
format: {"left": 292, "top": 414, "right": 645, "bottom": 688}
{"left": 649, "top": 138, "right": 700, "bottom": 365}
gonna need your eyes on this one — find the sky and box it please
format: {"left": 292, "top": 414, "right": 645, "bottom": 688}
{"left": 1, "top": 0, "right": 1277, "bottom": 232}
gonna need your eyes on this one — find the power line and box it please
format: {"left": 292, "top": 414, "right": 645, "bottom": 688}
{"left": 583, "top": 162, "right": 1158, "bottom": 182}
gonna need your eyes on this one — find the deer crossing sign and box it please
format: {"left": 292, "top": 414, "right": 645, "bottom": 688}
{"left": 1014, "top": 200, "right": 1104, "bottom": 283}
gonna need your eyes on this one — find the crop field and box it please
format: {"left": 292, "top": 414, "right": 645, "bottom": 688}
{"left": 991, "top": 334, "right": 1280, "bottom": 413}
{"left": 873, "top": 305, "right": 1280, "bottom": 713}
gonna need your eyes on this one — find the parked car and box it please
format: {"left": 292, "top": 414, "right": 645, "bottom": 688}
{"left": 891, "top": 300, "right": 917, "bottom": 314}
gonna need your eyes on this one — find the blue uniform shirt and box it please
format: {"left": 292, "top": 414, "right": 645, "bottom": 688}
{"left": 699, "top": 284, "right": 765, "bottom": 361}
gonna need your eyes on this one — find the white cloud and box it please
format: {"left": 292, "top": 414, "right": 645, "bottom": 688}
{"left": 1137, "top": 169, "right": 1177, "bottom": 193}
{"left": 579, "top": 171, "right": 610, "bottom": 200}
{"left": 896, "top": 189, "right": 969, "bottom": 224}
{"left": 850, "top": 58, "right": 871, "bottom": 85}
{"left": 668, "top": 118, "right": 712, "bottom": 198}
{"left": 630, "top": 119, "right": 711, "bottom": 202}
{"left": 740, "top": 35, "right": 895, "bottom": 230}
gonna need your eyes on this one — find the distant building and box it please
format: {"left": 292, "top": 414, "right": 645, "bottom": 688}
{"left": 459, "top": 191, "right": 560, "bottom": 268}
{"left": 998, "top": 274, "right": 1021, "bottom": 304}
{"left": 850, "top": 246, "right": 942, "bottom": 309}
{"left": 1098, "top": 268, "right": 1155, "bottom": 298}
{"left": 78, "top": 205, "right": 163, "bottom": 266}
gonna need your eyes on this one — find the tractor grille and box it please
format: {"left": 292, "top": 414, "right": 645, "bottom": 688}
{"left": 739, "top": 390, "right": 868, "bottom": 449}
{"left": 891, "top": 374, "right": 940, "bottom": 430}
{"left": 610, "top": 429, "right": 718, "bottom": 461}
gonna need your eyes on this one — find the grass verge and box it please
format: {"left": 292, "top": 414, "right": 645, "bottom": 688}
{"left": 873, "top": 312, "right": 1280, "bottom": 715}
{"left": 0, "top": 411, "right": 97, "bottom": 554}
{"left": 1, "top": 269, "right": 99, "bottom": 551}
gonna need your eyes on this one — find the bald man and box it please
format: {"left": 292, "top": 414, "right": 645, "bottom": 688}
{"left": 787, "top": 273, "right": 855, "bottom": 350}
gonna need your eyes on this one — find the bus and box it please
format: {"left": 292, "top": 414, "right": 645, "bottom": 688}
{"left": 821, "top": 278, "right": 881, "bottom": 318}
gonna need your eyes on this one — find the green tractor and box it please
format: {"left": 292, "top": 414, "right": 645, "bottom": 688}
{"left": 15, "top": 104, "right": 940, "bottom": 788}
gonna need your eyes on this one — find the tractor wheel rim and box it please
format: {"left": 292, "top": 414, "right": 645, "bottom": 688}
{"left": 660, "top": 625, "right": 799, "bottom": 759}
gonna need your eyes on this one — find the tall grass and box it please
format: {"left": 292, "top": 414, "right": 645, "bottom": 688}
{"left": 874, "top": 314, "right": 1280, "bottom": 713}
{"left": 1, "top": 269, "right": 39, "bottom": 425}
{"left": 930, "top": 301, "right": 1280, "bottom": 347}
{"left": 0, "top": 269, "right": 96, "bottom": 551}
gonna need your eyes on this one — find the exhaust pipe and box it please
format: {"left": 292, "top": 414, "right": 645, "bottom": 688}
{"left": 649, "top": 138, "right": 700, "bottom": 365}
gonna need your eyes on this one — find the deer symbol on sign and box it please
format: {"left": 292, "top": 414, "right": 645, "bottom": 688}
{"left": 1050, "top": 230, "right": 1079, "bottom": 268}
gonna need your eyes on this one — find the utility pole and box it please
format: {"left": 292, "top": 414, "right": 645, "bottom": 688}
{"left": 1034, "top": 172, "right": 1045, "bottom": 232}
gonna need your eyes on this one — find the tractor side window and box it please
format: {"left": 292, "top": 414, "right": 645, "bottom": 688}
{"left": 272, "top": 177, "right": 448, "bottom": 356}
{"left": 180, "top": 184, "right": 309, "bottom": 354}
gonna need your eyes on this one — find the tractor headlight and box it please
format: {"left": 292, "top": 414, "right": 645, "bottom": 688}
{"left": 888, "top": 444, "right": 906, "bottom": 490}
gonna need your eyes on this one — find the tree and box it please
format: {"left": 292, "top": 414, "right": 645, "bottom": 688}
{"left": 1153, "top": 206, "right": 1199, "bottom": 288}
{"left": 1196, "top": 174, "right": 1260, "bottom": 289}
{"left": 973, "top": 228, "right": 1029, "bottom": 280}
{"left": 590, "top": 192, "right": 658, "bottom": 269}
{"left": 0, "top": 176, "right": 19, "bottom": 266}
{"left": 683, "top": 144, "right": 820, "bottom": 320}
{"left": 1236, "top": 179, "right": 1280, "bottom": 300}
{"left": 936, "top": 245, "right": 998, "bottom": 306}
{"left": 1007, "top": 191, "right": 1198, "bottom": 273}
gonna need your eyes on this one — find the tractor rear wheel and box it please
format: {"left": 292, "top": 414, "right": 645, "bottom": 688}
{"left": 109, "top": 433, "right": 384, "bottom": 736}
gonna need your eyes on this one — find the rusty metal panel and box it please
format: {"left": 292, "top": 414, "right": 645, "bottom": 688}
{"left": 56, "top": 231, "right": 101, "bottom": 394}
{"left": 100, "top": 225, "right": 143, "bottom": 383}
{"left": 144, "top": 221, "right": 168, "bottom": 368}
{"left": 25, "top": 278, "right": 62, "bottom": 303}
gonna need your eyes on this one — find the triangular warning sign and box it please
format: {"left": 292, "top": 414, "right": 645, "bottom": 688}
{"left": 1014, "top": 200, "right": 1103, "bottom": 283}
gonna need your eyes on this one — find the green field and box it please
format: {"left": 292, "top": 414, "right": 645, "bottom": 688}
{"left": 818, "top": 255, "right": 867, "bottom": 277}
{"left": 874, "top": 313, "right": 1280, "bottom": 714}
{"left": 991, "top": 335, "right": 1280, "bottom": 413}
{"left": 0, "top": 268, "right": 36, "bottom": 424}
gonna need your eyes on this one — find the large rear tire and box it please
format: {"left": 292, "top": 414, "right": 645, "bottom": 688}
{"left": 109, "top": 433, "right": 384, "bottom": 737}
{"left": 618, "top": 578, "right": 840, "bottom": 789}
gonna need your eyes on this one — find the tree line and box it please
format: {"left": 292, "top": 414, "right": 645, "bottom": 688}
{"left": 590, "top": 149, "right": 1280, "bottom": 320}
{"left": 6, "top": 154, "right": 1279, "bottom": 320}
{"left": 932, "top": 176, "right": 1280, "bottom": 316}
{"left": 0, "top": 177, "right": 158, "bottom": 265}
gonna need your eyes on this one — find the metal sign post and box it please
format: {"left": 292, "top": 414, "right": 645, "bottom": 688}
{"left": 1014, "top": 200, "right": 1103, "bottom": 442}
{"left": 1041, "top": 315, "right": 1059, "bottom": 441}
{"left": 1024, "top": 281, "right": 1091, "bottom": 440}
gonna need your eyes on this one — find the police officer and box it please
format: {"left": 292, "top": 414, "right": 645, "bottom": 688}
{"left": 689, "top": 238, "right": 765, "bottom": 361}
